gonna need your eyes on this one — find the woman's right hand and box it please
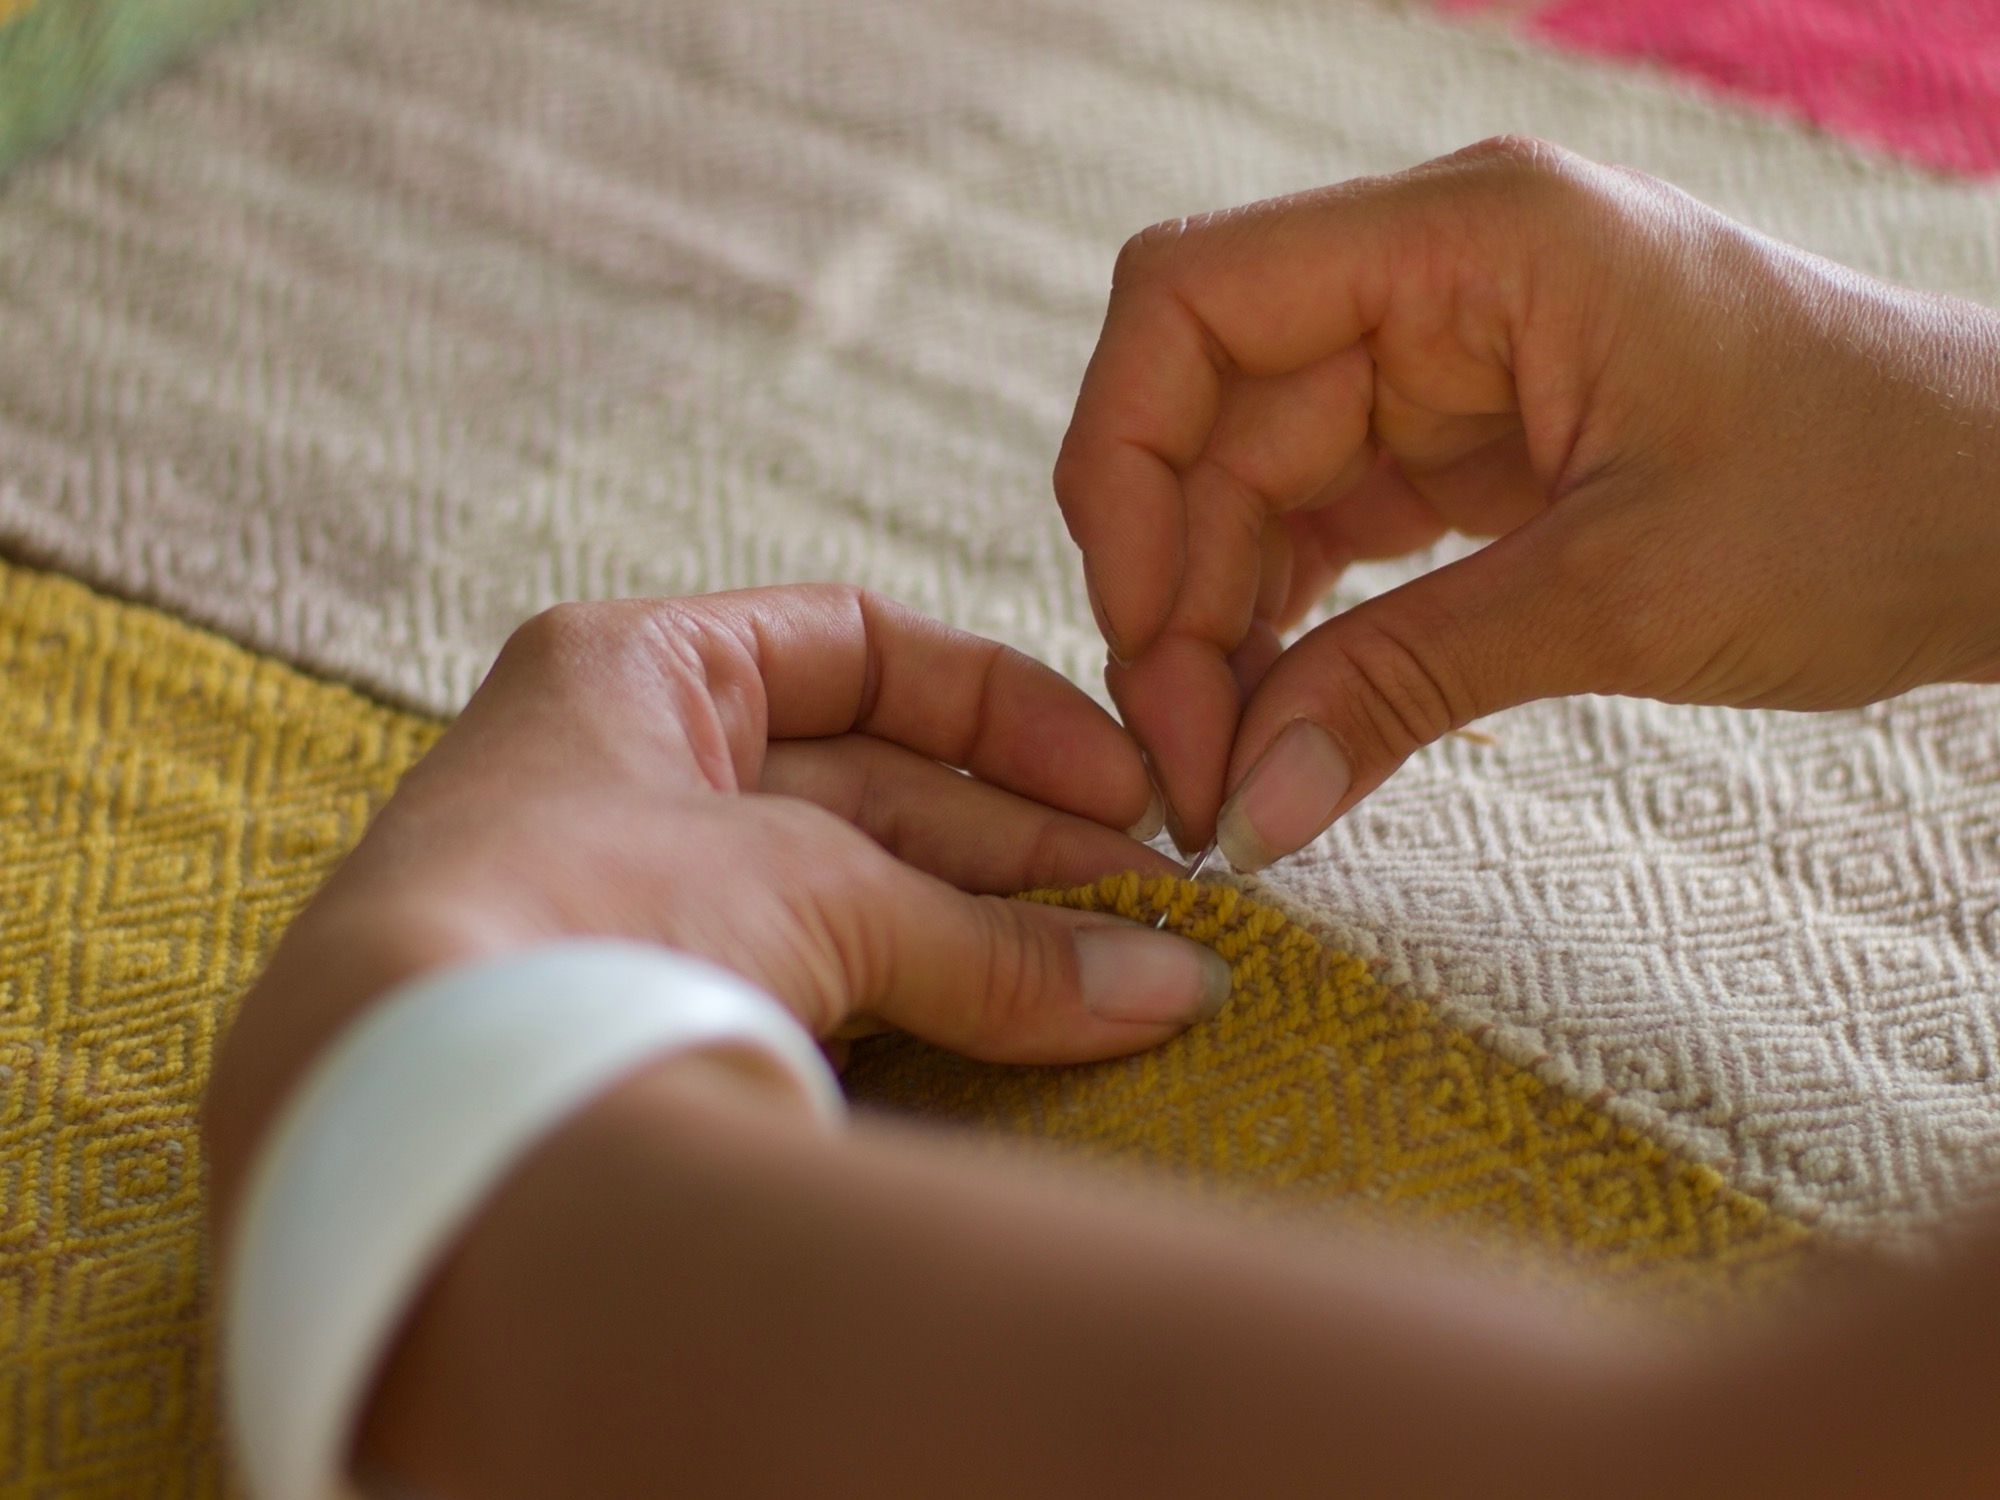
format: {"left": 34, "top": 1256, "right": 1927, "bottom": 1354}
{"left": 1054, "top": 137, "right": 2000, "bottom": 867}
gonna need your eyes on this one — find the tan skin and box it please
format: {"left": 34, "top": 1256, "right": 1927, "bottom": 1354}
{"left": 204, "top": 140, "right": 2000, "bottom": 1497}
{"left": 1056, "top": 136, "right": 2000, "bottom": 862}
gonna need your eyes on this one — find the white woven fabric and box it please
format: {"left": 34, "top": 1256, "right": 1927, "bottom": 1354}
{"left": 0, "top": 0, "right": 1995, "bottom": 1241}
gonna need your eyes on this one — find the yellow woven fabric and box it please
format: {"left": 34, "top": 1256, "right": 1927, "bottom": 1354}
{"left": 848, "top": 875, "right": 1813, "bottom": 1297}
{"left": 0, "top": 563, "right": 440, "bottom": 1496}
{"left": 0, "top": 557, "right": 1807, "bottom": 1495}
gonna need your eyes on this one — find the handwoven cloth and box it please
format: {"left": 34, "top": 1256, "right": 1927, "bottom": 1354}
{"left": 849, "top": 874, "right": 1807, "bottom": 1298}
{"left": 0, "top": 562, "right": 436, "bottom": 1495}
{"left": 0, "top": 559, "right": 1805, "bottom": 1496}
{"left": 0, "top": 0, "right": 1991, "bottom": 1245}
{"left": 1445, "top": 0, "right": 2000, "bottom": 176}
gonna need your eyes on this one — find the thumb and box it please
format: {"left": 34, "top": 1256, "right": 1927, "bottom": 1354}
{"left": 852, "top": 866, "right": 1235, "bottom": 1065}
{"left": 1217, "top": 518, "right": 1610, "bottom": 872}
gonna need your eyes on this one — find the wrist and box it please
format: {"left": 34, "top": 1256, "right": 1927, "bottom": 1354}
{"left": 349, "top": 1045, "right": 816, "bottom": 1495}
{"left": 203, "top": 894, "right": 528, "bottom": 1223}
{"left": 219, "top": 944, "right": 839, "bottom": 1500}
{"left": 1887, "top": 295, "right": 2000, "bottom": 683}
{"left": 1939, "top": 407, "right": 2000, "bottom": 683}
{"left": 1955, "top": 460, "right": 2000, "bottom": 679}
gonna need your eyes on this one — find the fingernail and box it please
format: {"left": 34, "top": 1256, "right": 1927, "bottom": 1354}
{"left": 1084, "top": 567, "right": 1132, "bottom": 667}
{"left": 1215, "top": 720, "right": 1350, "bottom": 873}
{"left": 1074, "top": 925, "right": 1233, "bottom": 1026}
{"left": 1125, "top": 786, "right": 1165, "bottom": 843}
{"left": 1134, "top": 746, "right": 1189, "bottom": 854}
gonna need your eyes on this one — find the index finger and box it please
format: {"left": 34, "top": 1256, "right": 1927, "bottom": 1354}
{"left": 1053, "top": 185, "right": 1397, "bottom": 662}
{"left": 681, "top": 585, "right": 1162, "bottom": 837}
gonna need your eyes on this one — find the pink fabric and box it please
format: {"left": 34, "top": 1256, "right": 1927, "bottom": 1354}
{"left": 1448, "top": 0, "right": 2000, "bottom": 177}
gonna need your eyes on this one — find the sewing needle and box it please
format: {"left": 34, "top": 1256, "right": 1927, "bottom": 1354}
{"left": 1154, "top": 840, "right": 1218, "bottom": 930}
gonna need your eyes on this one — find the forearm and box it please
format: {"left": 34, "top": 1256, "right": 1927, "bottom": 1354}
{"left": 214, "top": 939, "right": 2000, "bottom": 1500}
{"left": 203, "top": 893, "right": 510, "bottom": 1218}
{"left": 1673, "top": 1220, "right": 2000, "bottom": 1499}
{"left": 208, "top": 886, "right": 2000, "bottom": 1499}
{"left": 350, "top": 1054, "right": 1666, "bottom": 1500}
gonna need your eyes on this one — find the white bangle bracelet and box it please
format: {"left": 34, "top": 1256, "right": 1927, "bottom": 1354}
{"left": 223, "top": 940, "right": 845, "bottom": 1500}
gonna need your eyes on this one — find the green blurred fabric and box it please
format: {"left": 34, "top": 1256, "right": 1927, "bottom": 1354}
{"left": 0, "top": 0, "right": 269, "bottom": 173}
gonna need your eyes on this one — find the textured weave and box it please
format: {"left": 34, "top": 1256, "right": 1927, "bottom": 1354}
{"left": 1448, "top": 0, "right": 2000, "bottom": 176}
{"left": 0, "top": 558, "right": 1800, "bottom": 1495}
{"left": 0, "top": 562, "right": 439, "bottom": 1496}
{"left": 849, "top": 873, "right": 1810, "bottom": 1297}
{"left": 0, "top": 0, "right": 1995, "bottom": 1244}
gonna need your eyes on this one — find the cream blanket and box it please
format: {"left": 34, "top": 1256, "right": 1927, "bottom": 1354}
{"left": 1, "top": 0, "right": 1995, "bottom": 1241}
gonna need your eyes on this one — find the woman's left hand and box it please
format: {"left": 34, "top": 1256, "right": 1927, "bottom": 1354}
{"left": 204, "top": 585, "right": 1225, "bottom": 1204}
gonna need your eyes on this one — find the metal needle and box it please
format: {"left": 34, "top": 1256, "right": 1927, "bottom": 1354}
{"left": 1154, "top": 840, "right": 1219, "bottom": 929}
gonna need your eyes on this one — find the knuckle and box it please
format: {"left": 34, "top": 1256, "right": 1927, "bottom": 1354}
{"left": 1110, "top": 228, "right": 1156, "bottom": 288}
{"left": 1018, "top": 817, "right": 1082, "bottom": 890}
{"left": 1600, "top": 159, "right": 1671, "bottom": 197}
{"left": 497, "top": 596, "right": 750, "bottom": 745}
{"left": 760, "top": 788, "right": 850, "bottom": 841}
{"left": 1454, "top": 133, "right": 1575, "bottom": 183}
{"left": 1112, "top": 216, "right": 1193, "bottom": 288}
{"left": 1327, "top": 618, "right": 1466, "bottom": 754}
{"left": 750, "top": 796, "right": 881, "bottom": 1027}
{"left": 1050, "top": 441, "right": 1090, "bottom": 509}
{"left": 496, "top": 599, "right": 608, "bottom": 679}
{"left": 759, "top": 790, "right": 872, "bottom": 884}
{"left": 789, "top": 579, "right": 869, "bottom": 618}
{"left": 842, "top": 583, "right": 900, "bottom": 631}
{"left": 1448, "top": 134, "right": 1627, "bottom": 229}
{"left": 965, "top": 899, "right": 1059, "bottom": 1046}
{"left": 629, "top": 599, "right": 716, "bottom": 688}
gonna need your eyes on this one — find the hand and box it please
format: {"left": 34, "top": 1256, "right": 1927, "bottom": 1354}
{"left": 204, "top": 585, "right": 1226, "bottom": 1198}
{"left": 1055, "top": 136, "right": 2000, "bottom": 866}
